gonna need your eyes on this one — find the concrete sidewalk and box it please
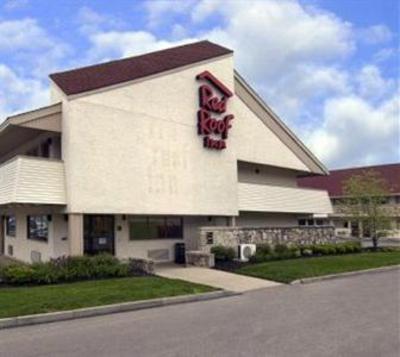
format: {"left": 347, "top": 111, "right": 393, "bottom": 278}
{"left": 156, "top": 264, "right": 281, "bottom": 292}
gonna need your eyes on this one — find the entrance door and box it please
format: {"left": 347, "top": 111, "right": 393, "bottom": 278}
{"left": 84, "top": 215, "right": 115, "bottom": 255}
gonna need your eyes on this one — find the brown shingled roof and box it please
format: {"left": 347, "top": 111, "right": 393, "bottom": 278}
{"left": 298, "top": 163, "right": 400, "bottom": 196}
{"left": 49, "top": 40, "right": 233, "bottom": 96}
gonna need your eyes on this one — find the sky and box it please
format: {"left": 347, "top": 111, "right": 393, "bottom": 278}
{"left": 0, "top": 0, "right": 398, "bottom": 169}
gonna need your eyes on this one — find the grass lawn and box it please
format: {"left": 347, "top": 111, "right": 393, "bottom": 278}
{"left": 0, "top": 277, "right": 215, "bottom": 319}
{"left": 237, "top": 251, "right": 400, "bottom": 283}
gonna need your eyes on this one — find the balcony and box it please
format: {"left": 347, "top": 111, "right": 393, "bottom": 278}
{"left": 0, "top": 156, "right": 66, "bottom": 206}
{"left": 238, "top": 182, "right": 332, "bottom": 214}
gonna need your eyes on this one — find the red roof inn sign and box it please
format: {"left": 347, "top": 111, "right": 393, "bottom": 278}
{"left": 196, "top": 71, "right": 234, "bottom": 150}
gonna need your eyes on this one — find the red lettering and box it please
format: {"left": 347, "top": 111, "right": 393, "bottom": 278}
{"left": 222, "top": 115, "right": 234, "bottom": 139}
{"left": 203, "top": 136, "right": 227, "bottom": 150}
{"left": 199, "top": 85, "right": 227, "bottom": 114}
{"left": 197, "top": 71, "right": 234, "bottom": 150}
{"left": 198, "top": 109, "right": 211, "bottom": 135}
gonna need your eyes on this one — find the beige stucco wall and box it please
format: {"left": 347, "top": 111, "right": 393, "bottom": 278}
{"left": 236, "top": 212, "right": 298, "bottom": 227}
{"left": 2, "top": 207, "right": 69, "bottom": 263}
{"left": 114, "top": 215, "right": 230, "bottom": 261}
{"left": 58, "top": 54, "right": 319, "bottom": 217}
{"left": 61, "top": 57, "right": 239, "bottom": 216}
{"left": 232, "top": 96, "right": 309, "bottom": 172}
{"left": 237, "top": 161, "right": 299, "bottom": 187}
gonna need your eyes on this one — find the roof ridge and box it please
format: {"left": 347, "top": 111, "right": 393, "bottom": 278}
{"left": 329, "top": 163, "right": 400, "bottom": 172}
{"left": 49, "top": 40, "right": 233, "bottom": 95}
{"left": 50, "top": 40, "right": 216, "bottom": 77}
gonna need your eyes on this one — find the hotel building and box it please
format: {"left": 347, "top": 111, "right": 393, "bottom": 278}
{"left": 0, "top": 41, "right": 332, "bottom": 263}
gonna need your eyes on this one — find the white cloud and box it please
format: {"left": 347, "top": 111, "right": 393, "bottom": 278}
{"left": 144, "top": 0, "right": 197, "bottom": 28}
{"left": 356, "top": 65, "right": 395, "bottom": 100}
{"left": 204, "top": 0, "right": 354, "bottom": 79}
{"left": 0, "top": 64, "right": 48, "bottom": 122}
{"left": 0, "top": 18, "right": 70, "bottom": 77}
{"left": 307, "top": 94, "right": 400, "bottom": 168}
{"left": 358, "top": 24, "right": 393, "bottom": 44}
{"left": 0, "top": 18, "right": 53, "bottom": 51}
{"left": 77, "top": 6, "right": 126, "bottom": 34}
{"left": 3, "top": 0, "right": 29, "bottom": 11}
{"left": 373, "top": 47, "right": 397, "bottom": 63}
{"left": 86, "top": 30, "right": 197, "bottom": 63}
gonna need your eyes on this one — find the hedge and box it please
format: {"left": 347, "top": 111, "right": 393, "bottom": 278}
{"left": 0, "top": 254, "right": 131, "bottom": 286}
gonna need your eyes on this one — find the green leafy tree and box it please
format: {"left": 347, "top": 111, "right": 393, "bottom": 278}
{"left": 341, "top": 170, "right": 392, "bottom": 249}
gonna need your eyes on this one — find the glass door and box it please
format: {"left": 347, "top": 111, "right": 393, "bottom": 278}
{"left": 84, "top": 215, "right": 115, "bottom": 255}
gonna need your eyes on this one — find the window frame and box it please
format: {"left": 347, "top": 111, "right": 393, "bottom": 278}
{"left": 5, "top": 216, "right": 16, "bottom": 237}
{"left": 129, "top": 216, "right": 184, "bottom": 241}
{"left": 27, "top": 215, "right": 49, "bottom": 242}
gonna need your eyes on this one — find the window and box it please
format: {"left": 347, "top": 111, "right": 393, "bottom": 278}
{"left": 298, "top": 219, "right": 306, "bottom": 226}
{"left": 27, "top": 215, "right": 49, "bottom": 242}
{"left": 5, "top": 216, "right": 16, "bottom": 237}
{"left": 315, "top": 219, "right": 324, "bottom": 226}
{"left": 129, "top": 216, "right": 183, "bottom": 240}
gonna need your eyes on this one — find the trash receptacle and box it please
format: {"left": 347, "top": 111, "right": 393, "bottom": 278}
{"left": 175, "top": 243, "right": 186, "bottom": 264}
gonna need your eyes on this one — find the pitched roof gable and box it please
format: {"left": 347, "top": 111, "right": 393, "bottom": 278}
{"left": 50, "top": 41, "right": 233, "bottom": 96}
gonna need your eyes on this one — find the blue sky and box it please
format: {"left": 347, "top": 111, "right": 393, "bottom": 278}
{"left": 0, "top": 0, "right": 398, "bottom": 169}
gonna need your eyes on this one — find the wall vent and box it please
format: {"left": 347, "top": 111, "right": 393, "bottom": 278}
{"left": 147, "top": 249, "right": 169, "bottom": 261}
{"left": 31, "top": 251, "right": 42, "bottom": 263}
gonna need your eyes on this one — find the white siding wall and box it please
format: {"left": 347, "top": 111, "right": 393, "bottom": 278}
{"left": 0, "top": 156, "right": 66, "bottom": 205}
{"left": 238, "top": 183, "right": 333, "bottom": 214}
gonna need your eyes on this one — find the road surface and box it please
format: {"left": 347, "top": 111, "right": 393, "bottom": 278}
{"left": 0, "top": 269, "right": 399, "bottom": 357}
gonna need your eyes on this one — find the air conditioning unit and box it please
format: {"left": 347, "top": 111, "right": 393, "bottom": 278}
{"left": 238, "top": 244, "right": 256, "bottom": 262}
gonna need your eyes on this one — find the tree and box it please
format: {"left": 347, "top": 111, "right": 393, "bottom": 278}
{"left": 340, "top": 170, "right": 392, "bottom": 249}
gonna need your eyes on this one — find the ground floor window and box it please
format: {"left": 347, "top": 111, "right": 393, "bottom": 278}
{"left": 27, "top": 215, "right": 49, "bottom": 242}
{"left": 5, "top": 216, "right": 16, "bottom": 237}
{"left": 129, "top": 216, "right": 183, "bottom": 240}
{"left": 298, "top": 218, "right": 326, "bottom": 227}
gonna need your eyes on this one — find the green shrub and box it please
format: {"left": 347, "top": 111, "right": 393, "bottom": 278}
{"left": 0, "top": 264, "right": 35, "bottom": 284}
{"left": 342, "top": 241, "right": 362, "bottom": 253}
{"left": 274, "top": 244, "right": 289, "bottom": 254}
{"left": 300, "top": 245, "right": 313, "bottom": 256}
{"left": 256, "top": 243, "right": 272, "bottom": 256}
{"left": 0, "top": 254, "right": 130, "bottom": 286}
{"left": 211, "top": 246, "right": 236, "bottom": 262}
{"left": 379, "top": 246, "right": 400, "bottom": 253}
{"left": 335, "top": 244, "right": 347, "bottom": 254}
{"left": 289, "top": 247, "right": 302, "bottom": 258}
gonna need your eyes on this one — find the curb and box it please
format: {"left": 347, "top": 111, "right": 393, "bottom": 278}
{"left": 291, "top": 264, "right": 400, "bottom": 285}
{"left": 0, "top": 290, "right": 239, "bottom": 330}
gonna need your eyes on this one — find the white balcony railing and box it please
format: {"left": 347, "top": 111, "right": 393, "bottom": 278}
{"left": 0, "top": 156, "right": 66, "bottom": 205}
{"left": 238, "top": 182, "right": 332, "bottom": 214}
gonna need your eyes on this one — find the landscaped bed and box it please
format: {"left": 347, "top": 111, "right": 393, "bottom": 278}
{"left": 0, "top": 276, "right": 215, "bottom": 319}
{"left": 236, "top": 251, "right": 400, "bottom": 283}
